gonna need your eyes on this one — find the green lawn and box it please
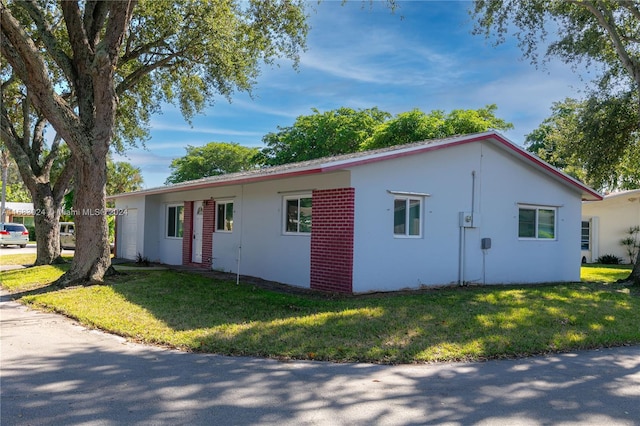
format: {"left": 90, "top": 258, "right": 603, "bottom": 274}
{"left": 1, "top": 263, "right": 638, "bottom": 364}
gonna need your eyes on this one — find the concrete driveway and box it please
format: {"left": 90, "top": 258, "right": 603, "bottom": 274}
{"left": 1, "top": 295, "right": 639, "bottom": 426}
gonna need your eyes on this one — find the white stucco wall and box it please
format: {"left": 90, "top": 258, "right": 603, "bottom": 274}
{"left": 114, "top": 139, "right": 586, "bottom": 292}
{"left": 114, "top": 196, "right": 146, "bottom": 260}
{"left": 349, "top": 142, "right": 583, "bottom": 292}
{"left": 116, "top": 172, "right": 349, "bottom": 287}
{"left": 582, "top": 190, "right": 640, "bottom": 264}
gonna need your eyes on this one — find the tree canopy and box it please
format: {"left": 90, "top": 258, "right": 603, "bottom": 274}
{"left": 472, "top": 1, "right": 640, "bottom": 98}
{"left": 362, "top": 104, "right": 513, "bottom": 150}
{"left": 166, "top": 142, "right": 260, "bottom": 184}
{"left": 1, "top": 0, "right": 309, "bottom": 284}
{"left": 260, "top": 107, "right": 391, "bottom": 166}
{"left": 258, "top": 105, "right": 512, "bottom": 166}
{"left": 526, "top": 95, "right": 640, "bottom": 192}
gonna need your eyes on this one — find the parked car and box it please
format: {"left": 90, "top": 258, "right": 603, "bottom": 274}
{"left": 59, "top": 222, "right": 76, "bottom": 249}
{"left": 59, "top": 222, "right": 115, "bottom": 253}
{"left": 0, "top": 223, "right": 29, "bottom": 248}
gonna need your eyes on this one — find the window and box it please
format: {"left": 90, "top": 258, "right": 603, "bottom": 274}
{"left": 284, "top": 195, "right": 312, "bottom": 234}
{"left": 394, "top": 196, "right": 422, "bottom": 237}
{"left": 518, "top": 206, "right": 556, "bottom": 240}
{"left": 581, "top": 220, "right": 590, "bottom": 250}
{"left": 216, "top": 201, "right": 234, "bottom": 232}
{"left": 167, "top": 205, "right": 184, "bottom": 238}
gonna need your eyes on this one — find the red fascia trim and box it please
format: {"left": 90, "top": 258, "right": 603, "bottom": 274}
{"left": 112, "top": 168, "right": 324, "bottom": 199}
{"left": 321, "top": 134, "right": 603, "bottom": 201}
{"left": 488, "top": 135, "right": 603, "bottom": 201}
{"left": 112, "top": 132, "right": 602, "bottom": 202}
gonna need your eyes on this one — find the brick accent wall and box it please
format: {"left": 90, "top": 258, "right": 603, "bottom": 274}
{"left": 310, "top": 188, "right": 355, "bottom": 294}
{"left": 202, "top": 200, "right": 215, "bottom": 268}
{"left": 182, "top": 201, "right": 193, "bottom": 266}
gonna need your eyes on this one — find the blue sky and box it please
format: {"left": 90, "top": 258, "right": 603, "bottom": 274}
{"left": 115, "top": 1, "right": 591, "bottom": 189}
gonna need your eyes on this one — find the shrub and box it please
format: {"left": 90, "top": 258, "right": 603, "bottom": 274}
{"left": 135, "top": 253, "right": 151, "bottom": 266}
{"left": 596, "top": 254, "right": 623, "bottom": 265}
{"left": 26, "top": 225, "right": 36, "bottom": 241}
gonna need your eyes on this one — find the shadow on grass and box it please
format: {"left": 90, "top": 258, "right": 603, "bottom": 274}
{"left": 0, "top": 264, "right": 70, "bottom": 301}
{"left": 107, "top": 270, "right": 640, "bottom": 363}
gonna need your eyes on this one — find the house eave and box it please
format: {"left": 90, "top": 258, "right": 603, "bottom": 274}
{"left": 108, "top": 131, "right": 602, "bottom": 202}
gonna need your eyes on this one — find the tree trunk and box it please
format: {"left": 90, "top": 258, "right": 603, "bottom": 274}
{"left": 57, "top": 151, "right": 111, "bottom": 286}
{"left": 628, "top": 251, "right": 640, "bottom": 285}
{"left": 32, "top": 183, "right": 63, "bottom": 265}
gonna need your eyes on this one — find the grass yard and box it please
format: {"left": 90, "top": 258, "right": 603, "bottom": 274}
{"left": 1, "top": 262, "right": 638, "bottom": 364}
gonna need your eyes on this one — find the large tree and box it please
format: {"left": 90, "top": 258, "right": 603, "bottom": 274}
{"left": 472, "top": 1, "right": 640, "bottom": 101}
{"left": 166, "top": 142, "right": 260, "bottom": 184}
{"left": 362, "top": 104, "right": 513, "bottom": 150}
{"left": 472, "top": 0, "right": 640, "bottom": 283}
{"left": 526, "top": 95, "right": 640, "bottom": 192}
{"left": 260, "top": 107, "right": 391, "bottom": 166}
{"left": 1, "top": 76, "right": 74, "bottom": 265}
{"left": 1, "top": 0, "right": 308, "bottom": 285}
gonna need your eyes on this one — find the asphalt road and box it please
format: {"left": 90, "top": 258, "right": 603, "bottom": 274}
{"left": 0, "top": 245, "right": 75, "bottom": 257}
{"left": 1, "top": 295, "right": 639, "bottom": 426}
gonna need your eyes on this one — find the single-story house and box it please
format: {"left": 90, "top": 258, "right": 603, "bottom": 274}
{"left": 1, "top": 202, "right": 35, "bottom": 226}
{"left": 581, "top": 189, "right": 640, "bottom": 264}
{"left": 109, "top": 131, "right": 601, "bottom": 294}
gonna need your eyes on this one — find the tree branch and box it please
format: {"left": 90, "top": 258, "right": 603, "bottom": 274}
{"left": 83, "top": 1, "right": 109, "bottom": 49}
{"left": 18, "top": 0, "right": 75, "bottom": 83}
{"left": 52, "top": 153, "right": 74, "bottom": 205}
{"left": 116, "top": 52, "right": 181, "bottom": 95}
{"left": 41, "top": 133, "right": 62, "bottom": 178}
{"left": 1, "top": 6, "right": 83, "bottom": 154}
{"left": 577, "top": 1, "right": 640, "bottom": 86}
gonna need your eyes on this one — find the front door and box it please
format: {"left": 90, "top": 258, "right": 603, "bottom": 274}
{"left": 192, "top": 201, "right": 203, "bottom": 263}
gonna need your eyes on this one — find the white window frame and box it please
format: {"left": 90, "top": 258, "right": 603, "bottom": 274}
{"left": 283, "top": 194, "right": 312, "bottom": 235}
{"left": 393, "top": 195, "right": 423, "bottom": 238}
{"left": 216, "top": 200, "right": 234, "bottom": 233}
{"left": 166, "top": 204, "right": 184, "bottom": 239}
{"left": 517, "top": 204, "right": 557, "bottom": 241}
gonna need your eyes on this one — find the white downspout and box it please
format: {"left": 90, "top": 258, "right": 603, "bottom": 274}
{"left": 458, "top": 171, "right": 476, "bottom": 286}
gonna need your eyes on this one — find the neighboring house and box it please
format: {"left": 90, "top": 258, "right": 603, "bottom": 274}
{"left": 109, "top": 131, "right": 601, "bottom": 294}
{"left": 1, "top": 202, "right": 35, "bottom": 226}
{"left": 581, "top": 189, "right": 640, "bottom": 264}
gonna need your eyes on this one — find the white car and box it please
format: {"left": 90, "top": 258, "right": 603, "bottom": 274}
{"left": 0, "top": 223, "right": 29, "bottom": 248}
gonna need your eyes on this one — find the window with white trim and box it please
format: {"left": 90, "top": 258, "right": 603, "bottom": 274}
{"left": 393, "top": 196, "right": 422, "bottom": 237}
{"left": 518, "top": 205, "right": 556, "bottom": 240}
{"left": 167, "top": 204, "right": 184, "bottom": 238}
{"left": 216, "top": 201, "right": 234, "bottom": 232}
{"left": 581, "top": 220, "right": 591, "bottom": 250}
{"left": 284, "top": 195, "right": 312, "bottom": 234}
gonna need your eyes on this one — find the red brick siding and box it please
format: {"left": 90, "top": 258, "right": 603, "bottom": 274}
{"left": 202, "top": 200, "right": 215, "bottom": 268}
{"left": 182, "top": 201, "right": 215, "bottom": 268}
{"left": 182, "top": 201, "right": 193, "bottom": 266}
{"left": 310, "top": 188, "right": 355, "bottom": 294}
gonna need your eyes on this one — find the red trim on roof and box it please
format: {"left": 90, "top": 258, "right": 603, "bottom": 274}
{"left": 110, "top": 131, "right": 602, "bottom": 201}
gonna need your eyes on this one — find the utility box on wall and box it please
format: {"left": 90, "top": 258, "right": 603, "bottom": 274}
{"left": 459, "top": 211, "right": 479, "bottom": 228}
{"left": 481, "top": 237, "right": 492, "bottom": 250}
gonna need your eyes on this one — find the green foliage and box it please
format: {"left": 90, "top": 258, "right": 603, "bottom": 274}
{"left": 621, "top": 226, "right": 640, "bottom": 264}
{"left": 260, "top": 105, "right": 512, "bottom": 165}
{"left": 595, "top": 254, "right": 623, "bottom": 265}
{"left": 362, "top": 104, "right": 513, "bottom": 150}
{"left": 525, "top": 95, "right": 640, "bottom": 191}
{"left": 259, "top": 107, "right": 391, "bottom": 166}
{"left": 106, "top": 160, "right": 144, "bottom": 195}
{"left": 471, "top": 1, "right": 640, "bottom": 93}
{"left": 0, "top": 150, "right": 31, "bottom": 203}
{"left": 166, "top": 142, "right": 261, "bottom": 184}
{"left": 112, "top": 0, "right": 310, "bottom": 149}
